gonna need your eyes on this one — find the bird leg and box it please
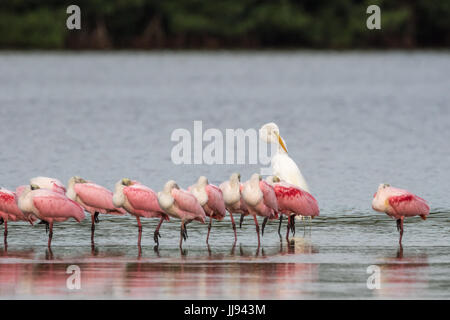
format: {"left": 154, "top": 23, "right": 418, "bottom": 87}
{"left": 262, "top": 217, "right": 268, "bottom": 236}
{"left": 253, "top": 215, "right": 261, "bottom": 247}
{"left": 230, "top": 242, "right": 236, "bottom": 255}
{"left": 180, "top": 221, "right": 186, "bottom": 248}
{"left": 291, "top": 215, "right": 296, "bottom": 236}
{"left": 136, "top": 217, "right": 142, "bottom": 247}
{"left": 3, "top": 221, "right": 7, "bottom": 243}
{"left": 206, "top": 216, "right": 213, "bottom": 244}
{"left": 47, "top": 222, "right": 53, "bottom": 247}
{"left": 153, "top": 244, "right": 160, "bottom": 256}
{"left": 46, "top": 247, "right": 54, "bottom": 260}
{"left": 286, "top": 216, "right": 291, "bottom": 242}
{"left": 278, "top": 215, "right": 283, "bottom": 239}
{"left": 184, "top": 221, "right": 189, "bottom": 239}
{"left": 397, "top": 217, "right": 404, "bottom": 245}
{"left": 41, "top": 220, "right": 50, "bottom": 234}
{"left": 239, "top": 214, "right": 245, "bottom": 229}
{"left": 90, "top": 214, "right": 96, "bottom": 244}
{"left": 183, "top": 222, "right": 188, "bottom": 240}
{"left": 137, "top": 245, "right": 142, "bottom": 259}
{"left": 0, "top": 218, "right": 3, "bottom": 225}
{"left": 38, "top": 220, "right": 50, "bottom": 233}
{"left": 229, "top": 212, "right": 237, "bottom": 243}
{"left": 153, "top": 216, "right": 164, "bottom": 246}
{"left": 94, "top": 212, "right": 100, "bottom": 223}
{"left": 91, "top": 242, "right": 97, "bottom": 256}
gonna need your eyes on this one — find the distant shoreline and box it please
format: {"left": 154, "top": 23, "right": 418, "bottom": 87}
{"left": 0, "top": 48, "right": 449, "bottom": 53}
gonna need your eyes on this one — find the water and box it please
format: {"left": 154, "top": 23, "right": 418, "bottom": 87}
{"left": 0, "top": 51, "right": 449, "bottom": 299}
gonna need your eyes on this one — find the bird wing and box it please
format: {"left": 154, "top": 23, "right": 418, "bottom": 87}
{"left": 388, "top": 193, "right": 430, "bottom": 217}
{"left": 33, "top": 191, "right": 85, "bottom": 222}
{"left": 123, "top": 184, "right": 162, "bottom": 213}
{"left": 274, "top": 183, "right": 319, "bottom": 216}
{"left": 172, "top": 188, "right": 205, "bottom": 218}
{"left": 259, "top": 180, "right": 278, "bottom": 211}
{"left": 0, "top": 189, "right": 24, "bottom": 218}
{"left": 74, "top": 183, "right": 118, "bottom": 211}
{"left": 205, "top": 184, "right": 226, "bottom": 217}
{"left": 272, "top": 153, "right": 310, "bottom": 192}
{"left": 0, "top": 189, "right": 22, "bottom": 215}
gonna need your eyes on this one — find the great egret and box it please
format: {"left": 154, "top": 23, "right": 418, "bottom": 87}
{"left": 259, "top": 122, "right": 310, "bottom": 192}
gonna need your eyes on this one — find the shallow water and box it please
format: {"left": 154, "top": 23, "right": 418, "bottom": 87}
{"left": 0, "top": 51, "right": 449, "bottom": 299}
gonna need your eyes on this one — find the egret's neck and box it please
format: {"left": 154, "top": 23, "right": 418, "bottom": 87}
{"left": 277, "top": 144, "right": 288, "bottom": 154}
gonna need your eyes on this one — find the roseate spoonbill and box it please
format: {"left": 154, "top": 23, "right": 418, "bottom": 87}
{"left": 17, "top": 185, "right": 85, "bottom": 247}
{"left": 242, "top": 173, "right": 278, "bottom": 246}
{"left": 259, "top": 123, "right": 310, "bottom": 192}
{"left": 157, "top": 180, "right": 206, "bottom": 248}
{"left": 30, "top": 177, "right": 66, "bottom": 194}
{"left": 219, "top": 173, "right": 249, "bottom": 242}
{"left": 66, "top": 176, "right": 126, "bottom": 243}
{"left": 189, "top": 176, "right": 226, "bottom": 244}
{"left": 266, "top": 176, "right": 319, "bottom": 241}
{"left": 113, "top": 178, "right": 169, "bottom": 246}
{"left": 0, "top": 187, "right": 32, "bottom": 242}
{"left": 372, "top": 184, "right": 430, "bottom": 245}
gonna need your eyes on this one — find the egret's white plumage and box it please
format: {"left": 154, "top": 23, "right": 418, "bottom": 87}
{"left": 259, "top": 122, "right": 310, "bottom": 192}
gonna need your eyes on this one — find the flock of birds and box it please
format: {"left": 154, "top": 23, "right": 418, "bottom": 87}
{"left": 0, "top": 123, "right": 430, "bottom": 249}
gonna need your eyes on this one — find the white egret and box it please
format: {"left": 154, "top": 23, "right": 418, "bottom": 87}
{"left": 259, "top": 122, "right": 310, "bottom": 192}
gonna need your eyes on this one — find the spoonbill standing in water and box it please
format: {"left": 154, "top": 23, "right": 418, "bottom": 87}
{"left": 0, "top": 187, "right": 33, "bottom": 242}
{"left": 242, "top": 173, "right": 278, "bottom": 246}
{"left": 17, "top": 185, "right": 85, "bottom": 247}
{"left": 189, "top": 176, "right": 226, "bottom": 244}
{"left": 266, "top": 176, "right": 319, "bottom": 241}
{"left": 113, "top": 178, "right": 169, "bottom": 247}
{"left": 66, "top": 177, "right": 126, "bottom": 243}
{"left": 158, "top": 180, "right": 206, "bottom": 248}
{"left": 219, "top": 173, "right": 249, "bottom": 242}
{"left": 372, "top": 184, "right": 429, "bottom": 245}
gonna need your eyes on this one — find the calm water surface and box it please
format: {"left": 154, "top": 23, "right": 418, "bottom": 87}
{"left": 0, "top": 51, "right": 449, "bottom": 299}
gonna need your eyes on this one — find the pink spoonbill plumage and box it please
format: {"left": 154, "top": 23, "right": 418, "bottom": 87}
{"left": 66, "top": 176, "right": 126, "bottom": 243}
{"left": 219, "top": 173, "right": 249, "bottom": 242}
{"left": 113, "top": 178, "right": 169, "bottom": 247}
{"left": 0, "top": 187, "right": 33, "bottom": 243}
{"left": 266, "top": 176, "right": 319, "bottom": 241}
{"left": 157, "top": 180, "right": 206, "bottom": 248}
{"left": 189, "top": 176, "right": 226, "bottom": 244}
{"left": 242, "top": 173, "right": 278, "bottom": 246}
{"left": 17, "top": 184, "right": 85, "bottom": 247}
{"left": 372, "top": 183, "right": 429, "bottom": 245}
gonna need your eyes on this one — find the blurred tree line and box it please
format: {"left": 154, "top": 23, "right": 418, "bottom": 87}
{"left": 0, "top": 0, "right": 448, "bottom": 49}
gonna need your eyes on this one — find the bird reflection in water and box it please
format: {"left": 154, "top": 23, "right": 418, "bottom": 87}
{"left": 374, "top": 245, "right": 429, "bottom": 298}
{"left": 0, "top": 238, "right": 321, "bottom": 299}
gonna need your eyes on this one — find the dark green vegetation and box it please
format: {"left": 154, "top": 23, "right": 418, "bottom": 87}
{"left": 0, "top": 0, "right": 449, "bottom": 49}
